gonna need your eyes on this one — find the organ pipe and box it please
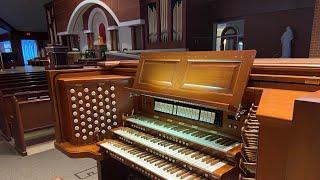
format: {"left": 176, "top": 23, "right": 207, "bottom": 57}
{"left": 172, "top": 0, "right": 182, "bottom": 42}
{"left": 148, "top": 4, "right": 158, "bottom": 43}
{"left": 161, "top": 0, "right": 169, "bottom": 42}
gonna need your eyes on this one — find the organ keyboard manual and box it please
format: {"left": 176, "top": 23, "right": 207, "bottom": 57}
{"left": 48, "top": 51, "right": 260, "bottom": 180}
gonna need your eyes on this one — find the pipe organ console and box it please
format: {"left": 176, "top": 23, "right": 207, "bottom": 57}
{"left": 49, "top": 55, "right": 320, "bottom": 180}
{"left": 49, "top": 51, "right": 260, "bottom": 180}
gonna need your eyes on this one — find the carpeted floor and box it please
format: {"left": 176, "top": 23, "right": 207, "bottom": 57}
{"left": 0, "top": 136, "right": 98, "bottom": 180}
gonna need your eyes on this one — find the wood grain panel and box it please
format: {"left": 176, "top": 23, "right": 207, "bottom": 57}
{"left": 133, "top": 51, "right": 256, "bottom": 110}
{"left": 181, "top": 60, "right": 240, "bottom": 94}
{"left": 139, "top": 59, "right": 179, "bottom": 87}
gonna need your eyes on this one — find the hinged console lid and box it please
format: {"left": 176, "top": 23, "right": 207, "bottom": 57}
{"left": 131, "top": 51, "right": 256, "bottom": 111}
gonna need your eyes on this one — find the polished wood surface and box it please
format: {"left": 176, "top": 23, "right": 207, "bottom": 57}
{"left": 133, "top": 51, "right": 256, "bottom": 110}
{"left": 249, "top": 59, "right": 320, "bottom": 180}
{"left": 256, "top": 89, "right": 309, "bottom": 123}
{"left": 285, "top": 91, "right": 320, "bottom": 180}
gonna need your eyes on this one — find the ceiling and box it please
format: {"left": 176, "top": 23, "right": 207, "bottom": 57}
{"left": 0, "top": 27, "right": 8, "bottom": 35}
{"left": 0, "top": 0, "right": 52, "bottom": 34}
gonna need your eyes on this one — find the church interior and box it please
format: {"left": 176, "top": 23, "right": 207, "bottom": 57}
{"left": 0, "top": 0, "right": 320, "bottom": 180}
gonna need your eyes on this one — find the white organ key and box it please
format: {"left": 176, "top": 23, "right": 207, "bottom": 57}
{"left": 82, "top": 136, "right": 87, "bottom": 140}
{"left": 107, "top": 119, "right": 111, "bottom": 123}
{"left": 87, "top": 117, "right": 92, "bottom": 122}
{"left": 95, "top": 127, "right": 100, "bottom": 132}
{"left": 113, "top": 115, "right": 117, "bottom": 119}
{"left": 93, "top": 106, "right": 97, "bottom": 110}
{"left": 94, "top": 113, "right": 98, "bottom": 118}
{"left": 80, "top": 114, "right": 85, "bottom": 119}
{"left": 105, "top": 98, "right": 110, "bottom": 102}
{"left": 126, "top": 117, "right": 240, "bottom": 153}
{"left": 84, "top": 88, "right": 89, "bottom": 93}
{"left": 74, "top": 126, "right": 79, "bottom": 131}
{"left": 100, "top": 116, "right": 105, "bottom": 121}
{"left": 81, "top": 122, "right": 86, "bottom": 126}
{"left": 112, "top": 108, "right": 117, "bottom": 112}
{"left": 105, "top": 90, "right": 109, "bottom": 95}
{"left": 106, "top": 105, "right": 110, "bottom": 109}
{"left": 75, "top": 133, "right": 80, "bottom": 138}
{"left": 91, "top": 91, "right": 96, "bottom": 96}
{"left": 73, "top": 119, "right": 79, "bottom": 123}
{"left": 72, "top": 111, "right": 77, "bottom": 116}
{"left": 89, "top": 131, "right": 93, "bottom": 136}
{"left": 72, "top": 104, "right": 77, "bottom": 109}
{"left": 107, "top": 126, "right": 112, "bottom": 130}
{"left": 78, "top": 92, "right": 82, "bottom": 97}
{"left": 106, "top": 112, "right": 111, "bottom": 116}
{"left": 101, "top": 123, "right": 106, "bottom": 128}
{"left": 71, "top": 96, "right": 76, "bottom": 101}
{"left": 100, "top": 140, "right": 202, "bottom": 180}
{"left": 82, "top": 129, "right": 86, "bottom": 133}
{"left": 97, "top": 87, "right": 102, "bottom": 92}
{"left": 92, "top": 99, "right": 97, "bottom": 103}
{"left": 98, "top": 94, "right": 103, "bottom": 99}
{"left": 99, "top": 102, "right": 104, "bottom": 106}
{"left": 101, "top": 130, "right": 106, "bottom": 134}
{"left": 113, "top": 122, "right": 118, "bottom": 126}
{"left": 86, "top": 110, "right": 91, "bottom": 115}
{"left": 79, "top": 100, "right": 84, "bottom": 105}
{"left": 112, "top": 101, "right": 116, "bottom": 105}
{"left": 94, "top": 120, "right": 99, "bottom": 125}
{"left": 79, "top": 107, "right": 84, "bottom": 112}
{"left": 86, "top": 103, "right": 90, "bottom": 107}
{"left": 100, "top": 109, "right": 104, "bottom": 113}
{"left": 111, "top": 94, "right": 116, "bottom": 98}
{"left": 110, "top": 86, "right": 115, "bottom": 91}
{"left": 70, "top": 89, "right": 75, "bottom": 93}
{"left": 85, "top": 95, "right": 90, "bottom": 100}
{"left": 88, "top": 124, "right": 93, "bottom": 129}
{"left": 113, "top": 128, "right": 228, "bottom": 174}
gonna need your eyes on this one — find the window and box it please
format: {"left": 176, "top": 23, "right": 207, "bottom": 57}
{"left": 21, "top": 40, "right": 39, "bottom": 64}
{"left": 214, "top": 20, "right": 244, "bottom": 51}
{"left": 0, "top": 41, "right": 12, "bottom": 53}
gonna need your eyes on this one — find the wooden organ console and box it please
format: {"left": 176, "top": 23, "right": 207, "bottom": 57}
{"left": 49, "top": 51, "right": 261, "bottom": 180}
{"left": 49, "top": 54, "right": 320, "bottom": 179}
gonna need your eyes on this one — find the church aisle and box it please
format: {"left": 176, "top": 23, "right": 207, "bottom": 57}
{"left": 0, "top": 136, "right": 98, "bottom": 180}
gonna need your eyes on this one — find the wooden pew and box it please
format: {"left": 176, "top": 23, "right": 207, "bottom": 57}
{"left": 0, "top": 72, "right": 45, "bottom": 79}
{"left": 0, "top": 76, "right": 47, "bottom": 84}
{"left": 0, "top": 80, "right": 48, "bottom": 89}
{"left": 0, "top": 84, "right": 48, "bottom": 140}
{"left": 11, "top": 90, "right": 54, "bottom": 156}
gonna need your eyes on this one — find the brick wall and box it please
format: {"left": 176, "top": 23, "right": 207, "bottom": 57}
{"left": 310, "top": 0, "right": 320, "bottom": 57}
{"left": 53, "top": 0, "right": 141, "bottom": 33}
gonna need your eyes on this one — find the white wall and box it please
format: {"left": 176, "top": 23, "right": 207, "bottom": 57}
{"left": 73, "top": 18, "right": 88, "bottom": 52}
{"left": 118, "top": 27, "right": 132, "bottom": 51}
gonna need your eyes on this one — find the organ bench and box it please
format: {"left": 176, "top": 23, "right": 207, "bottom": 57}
{"left": 48, "top": 54, "right": 320, "bottom": 180}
